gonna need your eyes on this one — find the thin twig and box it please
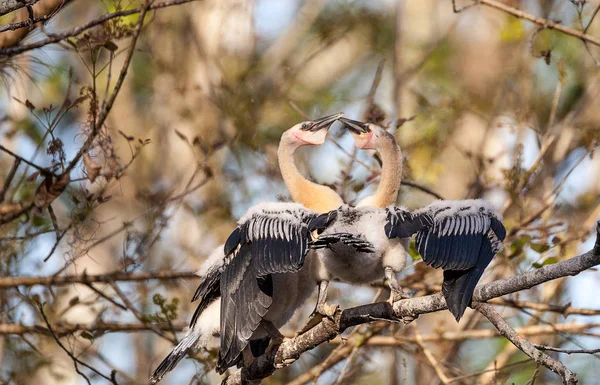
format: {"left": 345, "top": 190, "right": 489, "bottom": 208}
{"left": 0, "top": 269, "right": 197, "bottom": 289}
{"left": 474, "top": 302, "right": 577, "bottom": 385}
{"left": 414, "top": 327, "right": 451, "bottom": 384}
{"left": 0, "top": 0, "right": 202, "bottom": 57}
{"left": 64, "top": 0, "right": 151, "bottom": 174}
{"left": 37, "top": 302, "right": 117, "bottom": 384}
{"left": 532, "top": 344, "right": 600, "bottom": 355}
{"left": 0, "top": 144, "right": 54, "bottom": 175}
{"left": 456, "top": 0, "right": 600, "bottom": 47}
{"left": 0, "top": 158, "right": 21, "bottom": 202}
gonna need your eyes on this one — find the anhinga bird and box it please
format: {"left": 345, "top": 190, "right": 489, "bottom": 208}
{"left": 310, "top": 118, "right": 507, "bottom": 321}
{"left": 150, "top": 113, "right": 347, "bottom": 383}
{"left": 216, "top": 202, "right": 372, "bottom": 373}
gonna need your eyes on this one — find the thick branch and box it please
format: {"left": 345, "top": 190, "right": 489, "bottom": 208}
{"left": 227, "top": 223, "right": 600, "bottom": 384}
{"left": 0, "top": 270, "right": 197, "bottom": 289}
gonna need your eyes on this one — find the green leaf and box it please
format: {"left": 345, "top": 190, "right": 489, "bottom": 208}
{"left": 532, "top": 257, "right": 558, "bottom": 269}
{"left": 408, "top": 240, "right": 422, "bottom": 261}
{"left": 530, "top": 243, "right": 550, "bottom": 254}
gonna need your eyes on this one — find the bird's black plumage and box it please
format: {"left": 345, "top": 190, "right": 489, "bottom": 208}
{"left": 216, "top": 207, "right": 316, "bottom": 373}
{"left": 190, "top": 262, "right": 221, "bottom": 327}
{"left": 385, "top": 200, "right": 506, "bottom": 320}
{"left": 216, "top": 203, "right": 374, "bottom": 373}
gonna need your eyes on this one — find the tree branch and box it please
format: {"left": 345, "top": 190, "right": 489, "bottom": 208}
{"left": 473, "top": 302, "right": 578, "bottom": 385}
{"left": 225, "top": 222, "right": 600, "bottom": 384}
{"left": 0, "top": 0, "right": 202, "bottom": 57}
{"left": 0, "top": 270, "right": 198, "bottom": 289}
{"left": 0, "top": 0, "right": 40, "bottom": 17}
{"left": 0, "top": 321, "right": 187, "bottom": 336}
{"left": 455, "top": 0, "right": 600, "bottom": 47}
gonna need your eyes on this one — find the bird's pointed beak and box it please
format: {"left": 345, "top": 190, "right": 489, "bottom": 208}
{"left": 339, "top": 117, "right": 370, "bottom": 134}
{"left": 306, "top": 112, "right": 344, "bottom": 132}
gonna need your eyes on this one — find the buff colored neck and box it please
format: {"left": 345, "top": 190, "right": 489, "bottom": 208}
{"left": 278, "top": 134, "right": 344, "bottom": 213}
{"left": 358, "top": 134, "right": 402, "bottom": 208}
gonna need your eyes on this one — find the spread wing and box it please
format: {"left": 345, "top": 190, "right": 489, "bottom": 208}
{"left": 216, "top": 206, "right": 316, "bottom": 373}
{"left": 385, "top": 199, "right": 506, "bottom": 320}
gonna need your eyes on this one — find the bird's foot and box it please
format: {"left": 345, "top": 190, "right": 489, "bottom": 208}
{"left": 319, "top": 302, "right": 340, "bottom": 319}
{"left": 275, "top": 356, "right": 299, "bottom": 369}
{"left": 295, "top": 312, "right": 322, "bottom": 336}
{"left": 295, "top": 303, "right": 339, "bottom": 337}
{"left": 388, "top": 288, "right": 410, "bottom": 305}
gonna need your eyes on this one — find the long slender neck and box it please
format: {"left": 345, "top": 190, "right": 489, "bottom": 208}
{"left": 278, "top": 134, "right": 344, "bottom": 213}
{"left": 358, "top": 135, "right": 402, "bottom": 208}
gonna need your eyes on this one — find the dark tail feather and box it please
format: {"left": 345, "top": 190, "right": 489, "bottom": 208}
{"left": 150, "top": 330, "right": 201, "bottom": 384}
{"left": 442, "top": 267, "right": 485, "bottom": 321}
{"left": 443, "top": 237, "right": 496, "bottom": 321}
{"left": 249, "top": 336, "right": 271, "bottom": 358}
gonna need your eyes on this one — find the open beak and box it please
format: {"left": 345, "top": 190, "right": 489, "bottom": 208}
{"left": 306, "top": 112, "right": 344, "bottom": 132}
{"left": 339, "top": 117, "right": 370, "bottom": 134}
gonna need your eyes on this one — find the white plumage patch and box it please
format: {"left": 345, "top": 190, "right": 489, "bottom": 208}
{"left": 196, "top": 245, "right": 226, "bottom": 278}
{"left": 419, "top": 199, "right": 502, "bottom": 221}
{"left": 238, "top": 202, "right": 315, "bottom": 224}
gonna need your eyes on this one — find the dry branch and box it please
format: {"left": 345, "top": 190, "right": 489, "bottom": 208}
{"left": 0, "top": 322, "right": 187, "bottom": 336}
{"left": 0, "top": 0, "right": 38, "bottom": 16}
{"left": 0, "top": 270, "right": 197, "bottom": 289}
{"left": 0, "top": 0, "right": 202, "bottom": 56}
{"left": 474, "top": 302, "right": 578, "bottom": 385}
{"left": 455, "top": 0, "right": 600, "bottom": 47}
{"left": 0, "top": 0, "right": 67, "bottom": 49}
{"left": 223, "top": 222, "right": 600, "bottom": 384}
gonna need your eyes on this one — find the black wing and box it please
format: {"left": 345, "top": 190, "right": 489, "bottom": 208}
{"left": 386, "top": 200, "right": 506, "bottom": 321}
{"left": 216, "top": 206, "right": 316, "bottom": 373}
{"left": 189, "top": 261, "right": 222, "bottom": 327}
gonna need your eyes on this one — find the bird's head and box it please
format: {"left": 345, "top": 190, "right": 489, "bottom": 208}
{"left": 339, "top": 117, "right": 389, "bottom": 150}
{"left": 287, "top": 112, "right": 344, "bottom": 146}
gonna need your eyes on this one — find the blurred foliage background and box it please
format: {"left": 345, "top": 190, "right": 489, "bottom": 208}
{"left": 1, "top": 0, "right": 600, "bottom": 384}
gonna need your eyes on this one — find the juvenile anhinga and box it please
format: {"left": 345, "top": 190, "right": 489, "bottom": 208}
{"left": 150, "top": 113, "right": 347, "bottom": 383}
{"left": 311, "top": 118, "right": 506, "bottom": 321}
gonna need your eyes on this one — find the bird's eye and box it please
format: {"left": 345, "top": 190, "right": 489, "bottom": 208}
{"left": 301, "top": 123, "right": 308, "bottom": 129}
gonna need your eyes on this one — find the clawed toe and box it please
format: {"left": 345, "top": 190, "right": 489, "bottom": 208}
{"left": 388, "top": 288, "right": 411, "bottom": 304}
{"left": 296, "top": 303, "right": 339, "bottom": 336}
{"left": 320, "top": 302, "right": 339, "bottom": 319}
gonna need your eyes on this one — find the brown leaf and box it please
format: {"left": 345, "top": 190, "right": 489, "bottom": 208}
{"left": 0, "top": 203, "right": 23, "bottom": 216}
{"left": 33, "top": 173, "right": 70, "bottom": 208}
{"left": 25, "top": 100, "right": 35, "bottom": 111}
{"left": 83, "top": 153, "right": 101, "bottom": 183}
